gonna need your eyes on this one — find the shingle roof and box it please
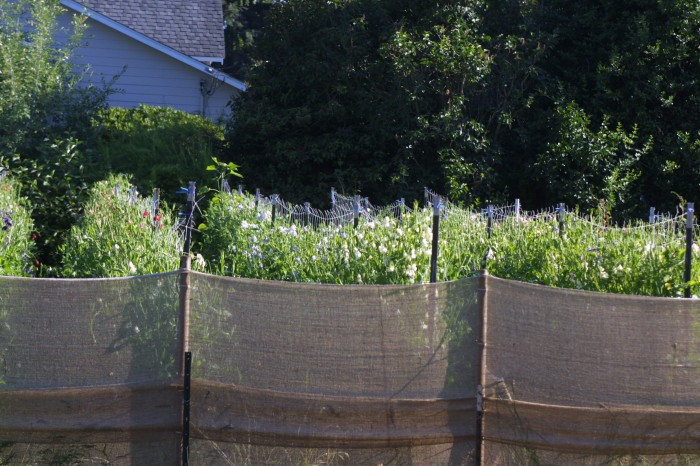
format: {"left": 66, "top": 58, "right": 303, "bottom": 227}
{"left": 74, "top": 0, "right": 225, "bottom": 60}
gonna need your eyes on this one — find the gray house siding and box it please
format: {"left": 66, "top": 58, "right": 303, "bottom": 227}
{"left": 60, "top": 13, "right": 240, "bottom": 121}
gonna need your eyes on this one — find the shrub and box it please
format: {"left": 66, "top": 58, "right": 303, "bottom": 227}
{"left": 0, "top": 173, "right": 36, "bottom": 276}
{"left": 92, "top": 105, "right": 228, "bottom": 206}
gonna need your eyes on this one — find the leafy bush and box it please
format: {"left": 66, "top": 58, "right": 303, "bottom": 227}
{"left": 0, "top": 173, "right": 36, "bottom": 276}
{"left": 92, "top": 106, "right": 228, "bottom": 206}
{"left": 60, "top": 174, "right": 184, "bottom": 278}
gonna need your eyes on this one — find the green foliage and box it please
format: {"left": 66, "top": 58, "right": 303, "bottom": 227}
{"left": 93, "top": 106, "right": 227, "bottom": 206}
{"left": 0, "top": 174, "right": 36, "bottom": 276}
{"left": 534, "top": 102, "right": 649, "bottom": 217}
{"left": 201, "top": 192, "right": 434, "bottom": 284}
{"left": 0, "top": 0, "right": 107, "bottom": 156}
{"left": 206, "top": 156, "right": 243, "bottom": 191}
{"left": 0, "top": 0, "right": 113, "bottom": 268}
{"left": 202, "top": 193, "right": 438, "bottom": 284}
{"left": 60, "top": 174, "right": 183, "bottom": 278}
{"left": 228, "top": 0, "right": 441, "bottom": 206}
{"left": 199, "top": 191, "right": 698, "bottom": 297}
{"left": 222, "top": 0, "right": 274, "bottom": 79}
{"left": 1, "top": 137, "right": 104, "bottom": 272}
{"left": 202, "top": 193, "right": 700, "bottom": 297}
{"left": 481, "top": 0, "right": 700, "bottom": 214}
{"left": 226, "top": 0, "right": 700, "bottom": 215}
{"left": 382, "top": 3, "right": 494, "bottom": 204}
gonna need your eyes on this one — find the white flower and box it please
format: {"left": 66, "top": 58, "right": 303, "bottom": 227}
{"left": 194, "top": 254, "right": 206, "bottom": 269}
{"left": 406, "top": 263, "right": 417, "bottom": 277}
{"left": 114, "top": 244, "right": 120, "bottom": 250}
{"left": 128, "top": 261, "right": 137, "bottom": 274}
{"left": 378, "top": 245, "right": 388, "bottom": 254}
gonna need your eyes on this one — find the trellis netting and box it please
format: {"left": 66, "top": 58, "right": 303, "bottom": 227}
{"left": 2, "top": 271, "right": 700, "bottom": 465}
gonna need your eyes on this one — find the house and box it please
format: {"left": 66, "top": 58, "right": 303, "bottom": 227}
{"left": 58, "top": 0, "right": 247, "bottom": 121}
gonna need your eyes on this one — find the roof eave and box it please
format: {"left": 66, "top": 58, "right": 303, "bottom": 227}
{"left": 193, "top": 56, "right": 224, "bottom": 64}
{"left": 59, "top": 0, "right": 247, "bottom": 92}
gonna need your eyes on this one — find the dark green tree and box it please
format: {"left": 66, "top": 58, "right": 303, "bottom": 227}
{"left": 480, "top": 0, "right": 700, "bottom": 216}
{"left": 227, "top": 0, "right": 455, "bottom": 206}
{"left": 221, "top": 0, "right": 275, "bottom": 80}
{"left": 227, "top": 0, "right": 700, "bottom": 216}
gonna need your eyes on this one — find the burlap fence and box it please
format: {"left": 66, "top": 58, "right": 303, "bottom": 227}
{"left": 1, "top": 271, "right": 700, "bottom": 465}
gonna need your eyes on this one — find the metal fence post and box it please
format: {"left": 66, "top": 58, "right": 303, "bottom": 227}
{"left": 684, "top": 202, "right": 694, "bottom": 298}
{"left": 181, "top": 352, "right": 192, "bottom": 465}
{"left": 353, "top": 195, "right": 360, "bottom": 229}
{"left": 151, "top": 188, "right": 160, "bottom": 224}
{"left": 176, "top": 182, "right": 195, "bottom": 466}
{"left": 487, "top": 205, "right": 493, "bottom": 239}
{"left": 557, "top": 203, "right": 566, "bottom": 238}
{"left": 430, "top": 196, "right": 441, "bottom": 283}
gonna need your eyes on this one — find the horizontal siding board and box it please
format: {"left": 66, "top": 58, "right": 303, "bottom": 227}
{"left": 59, "top": 11, "right": 239, "bottom": 119}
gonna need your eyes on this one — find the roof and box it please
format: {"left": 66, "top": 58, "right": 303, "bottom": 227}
{"left": 60, "top": 0, "right": 247, "bottom": 91}
{"left": 68, "top": 0, "right": 225, "bottom": 62}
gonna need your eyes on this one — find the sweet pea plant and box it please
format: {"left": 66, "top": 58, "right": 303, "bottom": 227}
{"left": 0, "top": 173, "right": 36, "bottom": 276}
{"left": 201, "top": 192, "right": 434, "bottom": 284}
{"left": 471, "top": 211, "right": 691, "bottom": 297}
{"left": 200, "top": 190, "right": 698, "bottom": 297}
{"left": 60, "top": 174, "right": 184, "bottom": 277}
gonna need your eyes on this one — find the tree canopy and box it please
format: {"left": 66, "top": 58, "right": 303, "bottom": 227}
{"left": 225, "top": 0, "right": 700, "bottom": 217}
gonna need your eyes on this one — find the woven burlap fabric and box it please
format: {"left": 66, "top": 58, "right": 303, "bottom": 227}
{"left": 3, "top": 271, "right": 700, "bottom": 465}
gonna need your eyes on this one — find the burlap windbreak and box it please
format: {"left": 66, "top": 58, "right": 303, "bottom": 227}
{"left": 482, "top": 276, "right": 700, "bottom": 464}
{"left": 187, "top": 273, "right": 481, "bottom": 465}
{"left": 0, "top": 273, "right": 182, "bottom": 464}
{"left": 1, "top": 271, "right": 700, "bottom": 465}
